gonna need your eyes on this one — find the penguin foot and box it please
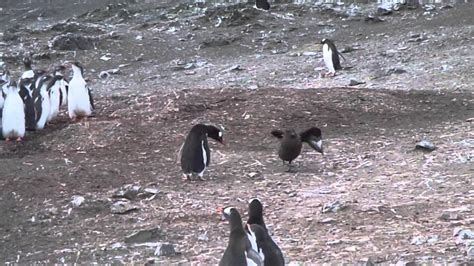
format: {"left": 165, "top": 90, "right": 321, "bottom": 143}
{"left": 183, "top": 174, "right": 192, "bottom": 182}
{"left": 16, "top": 137, "right": 22, "bottom": 142}
{"left": 5, "top": 138, "right": 11, "bottom": 142}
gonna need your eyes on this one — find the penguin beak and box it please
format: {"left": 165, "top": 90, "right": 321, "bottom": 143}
{"left": 216, "top": 206, "right": 225, "bottom": 221}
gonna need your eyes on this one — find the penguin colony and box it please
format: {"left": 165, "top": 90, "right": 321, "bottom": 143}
{"left": 0, "top": 2, "right": 347, "bottom": 263}
{"left": 0, "top": 58, "right": 94, "bottom": 141}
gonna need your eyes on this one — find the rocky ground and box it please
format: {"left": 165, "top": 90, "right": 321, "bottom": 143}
{"left": 0, "top": 0, "right": 473, "bottom": 264}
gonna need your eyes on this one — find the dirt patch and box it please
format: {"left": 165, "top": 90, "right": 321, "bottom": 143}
{"left": 0, "top": 87, "right": 472, "bottom": 263}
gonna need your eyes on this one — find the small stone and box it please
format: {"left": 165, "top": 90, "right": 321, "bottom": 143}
{"left": 113, "top": 184, "right": 141, "bottom": 200}
{"left": 198, "top": 231, "right": 209, "bottom": 241}
{"left": 322, "top": 200, "right": 347, "bottom": 213}
{"left": 319, "top": 218, "right": 336, "bottom": 224}
{"left": 396, "top": 260, "right": 416, "bottom": 266}
{"left": 224, "top": 64, "right": 243, "bottom": 72}
{"left": 154, "top": 243, "right": 176, "bottom": 257}
{"left": 411, "top": 235, "right": 426, "bottom": 245}
{"left": 124, "top": 228, "right": 165, "bottom": 244}
{"left": 110, "top": 200, "right": 139, "bottom": 214}
{"left": 468, "top": 246, "right": 474, "bottom": 257}
{"left": 415, "top": 139, "right": 436, "bottom": 152}
{"left": 349, "top": 80, "right": 365, "bottom": 86}
{"left": 386, "top": 68, "right": 407, "bottom": 75}
{"left": 71, "top": 195, "right": 85, "bottom": 207}
{"left": 302, "top": 51, "right": 317, "bottom": 56}
{"left": 100, "top": 55, "right": 111, "bottom": 61}
{"left": 439, "top": 212, "right": 463, "bottom": 221}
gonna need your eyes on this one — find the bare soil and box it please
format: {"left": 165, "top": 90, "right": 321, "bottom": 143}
{"left": 0, "top": 1, "right": 473, "bottom": 264}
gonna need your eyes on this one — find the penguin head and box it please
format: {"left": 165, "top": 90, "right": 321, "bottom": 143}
{"left": 70, "top": 61, "right": 85, "bottom": 76}
{"left": 248, "top": 198, "right": 263, "bottom": 218}
{"left": 54, "top": 64, "right": 67, "bottom": 76}
{"left": 321, "top": 38, "right": 327, "bottom": 44}
{"left": 206, "top": 125, "right": 224, "bottom": 144}
{"left": 219, "top": 206, "right": 238, "bottom": 222}
{"left": 23, "top": 57, "right": 32, "bottom": 70}
{"left": 285, "top": 129, "right": 298, "bottom": 139}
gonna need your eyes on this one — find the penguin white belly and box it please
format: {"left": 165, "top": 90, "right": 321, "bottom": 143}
{"left": 245, "top": 252, "right": 259, "bottom": 266}
{"left": 36, "top": 91, "right": 51, "bottom": 129}
{"left": 2, "top": 92, "right": 25, "bottom": 138}
{"left": 198, "top": 140, "right": 207, "bottom": 177}
{"left": 68, "top": 78, "right": 92, "bottom": 119}
{"left": 48, "top": 84, "right": 61, "bottom": 121}
{"left": 323, "top": 44, "right": 335, "bottom": 73}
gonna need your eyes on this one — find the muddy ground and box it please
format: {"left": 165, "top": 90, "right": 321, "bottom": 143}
{"left": 0, "top": 0, "right": 473, "bottom": 264}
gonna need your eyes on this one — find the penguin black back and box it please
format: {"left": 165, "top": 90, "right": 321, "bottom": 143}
{"left": 247, "top": 224, "right": 285, "bottom": 266}
{"left": 321, "top": 39, "right": 342, "bottom": 70}
{"left": 220, "top": 207, "right": 263, "bottom": 266}
{"left": 180, "top": 124, "right": 224, "bottom": 180}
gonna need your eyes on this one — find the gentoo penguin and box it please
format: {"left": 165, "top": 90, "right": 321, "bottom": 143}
{"left": 2, "top": 81, "right": 25, "bottom": 141}
{"left": 0, "top": 70, "right": 11, "bottom": 110}
{"left": 220, "top": 207, "right": 263, "bottom": 266}
{"left": 33, "top": 75, "right": 52, "bottom": 129}
{"left": 246, "top": 199, "right": 285, "bottom": 266}
{"left": 271, "top": 127, "right": 324, "bottom": 172}
{"left": 18, "top": 57, "right": 46, "bottom": 131}
{"left": 47, "top": 74, "right": 64, "bottom": 122}
{"left": 67, "top": 61, "right": 94, "bottom": 121}
{"left": 54, "top": 65, "right": 69, "bottom": 106}
{"left": 321, "top": 39, "right": 343, "bottom": 77}
{"left": 256, "top": 0, "right": 270, "bottom": 10}
{"left": 180, "top": 124, "right": 224, "bottom": 181}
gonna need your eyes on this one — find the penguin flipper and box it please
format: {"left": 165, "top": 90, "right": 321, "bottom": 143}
{"left": 87, "top": 86, "right": 95, "bottom": 110}
{"left": 271, "top": 130, "right": 284, "bottom": 139}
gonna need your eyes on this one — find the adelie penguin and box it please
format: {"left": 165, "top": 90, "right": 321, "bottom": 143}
{"left": 246, "top": 199, "right": 285, "bottom": 266}
{"left": 67, "top": 61, "right": 94, "bottom": 121}
{"left": 180, "top": 124, "right": 224, "bottom": 181}
{"left": 220, "top": 207, "right": 264, "bottom": 266}
{"left": 321, "top": 39, "right": 345, "bottom": 77}
{"left": 2, "top": 81, "right": 25, "bottom": 142}
{"left": 271, "top": 127, "right": 324, "bottom": 172}
{"left": 255, "top": 0, "right": 270, "bottom": 10}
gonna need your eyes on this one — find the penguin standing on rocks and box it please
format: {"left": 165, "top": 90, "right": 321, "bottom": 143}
{"left": 67, "top": 61, "right": 94, "bottom": 121}
{"left": 246, "top": 199, "right": 285, "bottom": 266}
{"left": 271, "top": 127, "right": 324, "bottom": 172}
{"left": 2, "top": 81, "right": 25, "bottom": 142}
{"left": 321, "top": 39, "right": 344, "bottom": 77}
{"left": 180, "top": 124, "right": 224, "bottom": 181}
{"left": 256, "top": 0, "right": 270, "bottom": 10}
{"left": 34, "top": 75, "right": 52, "bottom": 129}
{"left": 220, "top": 207, "right": 264, "bottom": 266}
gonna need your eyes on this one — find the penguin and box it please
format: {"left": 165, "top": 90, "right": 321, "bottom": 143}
{"left": 2, "top": 81, "right": 25, "bottom": 142}
{"left": 220, "top": 207, "right": 264, "bottom": 266}
{"left": 271, "top": 127, "right": 324, "bottom": 172}
{"left": 18, "top": 57, "right": 46, "bottom": 131}
{"left": 67, "top": 61, "right": 94, "bottom": 121}
{"left": 321, "top": 39, "right": 344, "bottom": 77}
{"left": 34, "top": 75, "right": 52, "bottom": 129}
{"left": 54, "top": 65, "right": 69, "bottom": 106}
{"left": 246, "top": 199, "right": 285, "bottom": 266}
{"left": 47, "top": 75, "right": 64, "bottom": 122}
{"left": 0, "top": 70, "right": 11, "bottom": 110}
{"left": 256, "top": 0, "right": 270, "bottom": 10}
{"left": 180, "top": 124, "right": 224, "bottom": 181}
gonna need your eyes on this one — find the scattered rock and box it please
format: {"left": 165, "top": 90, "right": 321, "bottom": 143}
{"left": 124, "top": 227, "right": 165, "bottom": 244}
{"left": 197, "top": 231, "right": 209, "bottom": 242}
{"left": 439, "top": 212, "right": 463, "bottom": 221}
{"left": 364, "top": 16, "right": 384, "bottom": 23}
{"left": 154, "top": 243, "right": 176, "bottom": 257}
{"left": 113, "top": 184, "right": 160, "bottom": 200}
{"left": 318, "top": 218, "right": 337, "bottom": 224}
{"left": 411, "top": 235, "right": 438, "bottom": 245}
{"left": 49, "top": 33, "right": 102, "bottom": 50}
{"left": 415, "top": 139, "right": 436, "bottom": 152}
{"left": 396, "top": 260, "right": 416, "bottom": 266}
{"left": 110, "top": 200, "right": 139, "bottom": 214}
{"left": 386, "top": 68, "right": 407, "bottom": 75}
{"left": 71, "top": 195, "right": 85, "bottom": 207}
{"left": 223, "top": 64, "right": 243, "bottom": 72}
{"left": 322, "top": 200, "right": 348, "bottom": 213}
{"left": 99, "top": 68, "right": 121, "bottom": 79}
{"left": 349, "top": 79, "right": 365, "bottom": 86}
{"left": 49, "top": 21, "right": 105, "bottom": 34}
